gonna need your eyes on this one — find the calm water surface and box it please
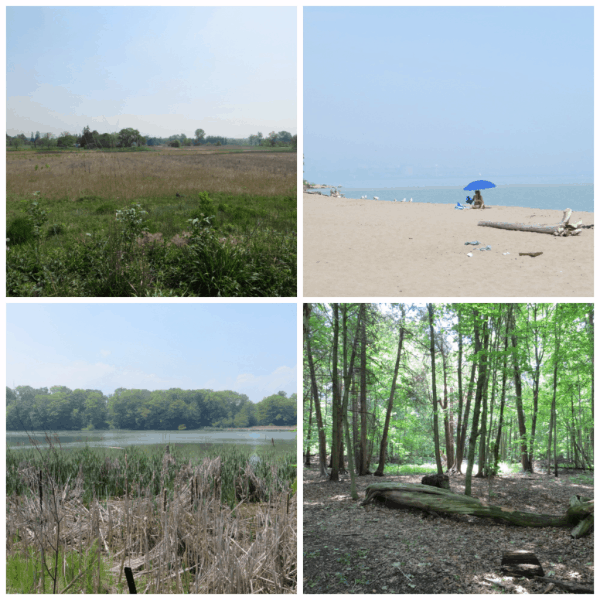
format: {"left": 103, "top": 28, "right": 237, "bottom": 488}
{"left": 308, "top": 184, "right": 594, "bottom": 212}
{"left": 7, "top": 429, "right": 296, "bottom": 450}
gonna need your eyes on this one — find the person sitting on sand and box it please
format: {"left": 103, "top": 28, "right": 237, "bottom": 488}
{"left": 472, "top": 190, "right": 484, "bottom": 209}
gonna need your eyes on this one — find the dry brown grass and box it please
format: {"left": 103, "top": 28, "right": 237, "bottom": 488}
{"left": 7, "top": 456, "right": 297, "bottom": 593}
{"left": 6, "top": 147, "right": 296, "bottom": 203}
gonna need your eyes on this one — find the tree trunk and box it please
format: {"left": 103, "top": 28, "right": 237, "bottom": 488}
{"left": 527, "top": 303, "right": 545, "bottom": 472}
{"left": 510, "top": 305, "right": 533, "bottom": 473}
{"left": 427, "top": 304, "right": 443, "bottom": 475}
{"left": 375, "top": 307, "right": 406, "bottom": 476}
{"left": 358, "top": 312, "right": 369, "bottom": 475}
{"left": 455, "top": 305, "right": 464, "bottom": 473}
{"left": 305, "top": 385, "right": 314, "bottom": 466}
{"left": 465, "top": 309, "right": 489, "bottom": 496}
{"left": 330, "top": 304, "right": 341, "bottom": 481}
{"left": 439, "top": 340, "right": 455, "bottom": 471}
{"left": 304, "top": 303, "right": 328, "bottom": 477}
{"left": 457, "top": 343, "right": 477, "bottom": 474}
{"left": 493, "top": 312, "right": 510, "bottom": 468}
{"left": 339, "top": 304, "right": 364, "bottom": 500}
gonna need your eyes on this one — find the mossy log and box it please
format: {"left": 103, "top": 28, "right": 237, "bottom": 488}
{"left": 362, "top": 483, "right": 593, "bottom": 534}
{"left": 478, "top": 208, "right": 584, "bottom": 237}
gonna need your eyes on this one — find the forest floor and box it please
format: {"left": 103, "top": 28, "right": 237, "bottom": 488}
{"left": 303, "top": 463, "right": 594, "bottom": 594}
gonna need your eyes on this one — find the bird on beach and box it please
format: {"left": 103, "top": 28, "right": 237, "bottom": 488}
{"left": 373, "top": 196, "right": 379, "bottom": 200}
{"left": 409, "top": 198, "right": 413, "bottom": 202}
{"left": 393, "top": 198, "right": 397, "bottom": 202}
{"left": 402, "top": 198, "right": 406, "bottom": 202}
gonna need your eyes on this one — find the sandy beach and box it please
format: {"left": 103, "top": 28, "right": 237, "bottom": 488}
{"left": 303, "top": 194, "right": 594, "bottom": 297}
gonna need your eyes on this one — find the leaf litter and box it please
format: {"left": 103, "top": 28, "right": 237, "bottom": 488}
{"left": 303, "top": 464, "right": 593, "bottom": 594}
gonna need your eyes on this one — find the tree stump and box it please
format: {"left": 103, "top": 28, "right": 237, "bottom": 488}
{"left": 421, "top": 474, "right": 450, "bottom": 490}
{"left": 501, "top": 550, "right": 544, "bottom": 578}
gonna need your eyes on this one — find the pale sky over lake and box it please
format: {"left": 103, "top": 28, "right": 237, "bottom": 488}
{"left": 7, "top": 6, "right": 296, "bottom": 139}
{"left": 304, "top": 7, "right": 592, "bottom": 186}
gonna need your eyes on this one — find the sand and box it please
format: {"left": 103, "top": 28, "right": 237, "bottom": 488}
{"left": 303, "top": 194, "right": 594, "bottom": 297}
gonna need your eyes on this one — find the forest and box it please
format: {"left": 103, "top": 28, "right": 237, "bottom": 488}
{"left": 303, "top": 303, "right": 593, "bottom": 595}
{"left": 6, "top": 386, "right": 297, "bottom": 431}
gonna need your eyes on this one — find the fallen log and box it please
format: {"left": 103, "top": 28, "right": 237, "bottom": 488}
{"left": 533, "top": 576, "right": 594, "bottom": 594}
{"left": 361, "top": 483, "right": 593, "bottom": 533}
{"left": 478, "top": 208, "right": 585, "bottom": 237}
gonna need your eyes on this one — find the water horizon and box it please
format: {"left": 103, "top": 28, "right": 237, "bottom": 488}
{"left": 306, "top": 183, "right": 594, "bottom": 212}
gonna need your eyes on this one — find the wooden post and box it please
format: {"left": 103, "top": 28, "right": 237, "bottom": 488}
{"left": 124, "top": 567, "right": 137, "bottom": 594}
{"left": 39, "top": 470, "right": 43, "bottom": 511}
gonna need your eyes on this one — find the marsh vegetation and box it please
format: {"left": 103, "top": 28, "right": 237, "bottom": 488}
{"left": 6, "top": 438, "right": 297, "bottom": 593}
{"left": 6, "top": 146, "right": 296, "bottom": 297}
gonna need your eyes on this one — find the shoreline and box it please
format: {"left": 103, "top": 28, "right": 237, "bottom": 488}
{"left": 303, "top": 193, "right": 593, "bottom": 297}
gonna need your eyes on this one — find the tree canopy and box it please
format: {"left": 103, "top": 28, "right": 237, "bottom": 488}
{"left": 7, "top": 386, "right": 297, "bottom": 431}
{"left": 304, "top": 303, "right": 594, "bottom": 490}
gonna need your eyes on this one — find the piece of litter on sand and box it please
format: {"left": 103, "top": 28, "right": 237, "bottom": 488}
{"left": 519, "top": 252, "right": 543, "bottom": 257}
{"left": 466, "top": 252, "right": 473, "bottom": 257}
{"left": 479, "top": 245, "right": 492, "bottom": 251}
{"left": 464, "top": 240, "right": 480, "bottom": 246}
{"left": 503, "top": 252, "right": 510, "bottom": 255}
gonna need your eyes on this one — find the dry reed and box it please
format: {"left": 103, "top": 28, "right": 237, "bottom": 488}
{"left": 7, "top": 452, "right": 297, "bottom": 594}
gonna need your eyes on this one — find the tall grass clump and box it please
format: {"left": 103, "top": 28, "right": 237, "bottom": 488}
{"left": 6, "top": 435, "right": 297, "bottom": 593}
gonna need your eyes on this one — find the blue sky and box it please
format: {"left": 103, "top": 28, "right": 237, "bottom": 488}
{"left": 7, "top": 7, "right": 296, "bottom": 139}
{"left": 304, "top": 7, "right": 593, "bottom": 187}
{"left": 7, "top": 303, "right": 297, "bottom": 403}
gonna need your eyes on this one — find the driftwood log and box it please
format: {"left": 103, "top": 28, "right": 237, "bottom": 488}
{"left": 361, "top": 483, "right": 593, "bottom": 537}
{"left": 478, "top": 208, "right": 585, "bottom": 237}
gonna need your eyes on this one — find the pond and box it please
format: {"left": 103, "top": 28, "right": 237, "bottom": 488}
{"left": 6, "top": 429, "right": 296, "bottom": 451}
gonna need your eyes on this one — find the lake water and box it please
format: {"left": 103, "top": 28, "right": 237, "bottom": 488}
{"left": 308, "top": 183, "right": 594, "bottom": 212}
{"left": 6, "top": 429, "right": 296, "bottom": 451}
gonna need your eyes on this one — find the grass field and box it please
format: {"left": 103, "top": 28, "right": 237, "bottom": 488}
{"left": 7, "top": 439, "right": 297, "bottom": 593}
{"left": 6, "top": 146, "right": 297, "bottom": 297}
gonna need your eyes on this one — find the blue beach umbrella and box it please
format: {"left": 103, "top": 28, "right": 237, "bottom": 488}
{"left": 464, "top": 180, "right": 496, "bottom": 192}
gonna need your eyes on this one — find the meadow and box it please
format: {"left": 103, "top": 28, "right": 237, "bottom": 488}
{"left": 6, "top": 438, "right": 297, "bottom": 593}
{"left": 6, "top": 146, "right": 297, "bottom": 297}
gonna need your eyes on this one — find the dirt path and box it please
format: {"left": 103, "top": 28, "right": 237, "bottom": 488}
{"left": 303, "top": 465, "right": 594, "bottom": 594}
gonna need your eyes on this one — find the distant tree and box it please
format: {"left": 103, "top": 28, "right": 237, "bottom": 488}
{"left": 57, "top": 134, "right": 76, "bottom": 148}
{"left": 170, "top": 139, "right": 181, "bottom": 148}
{"left": 277, "top": 131, "right": 292, "bottom": 143}
{"left": 78, "top": 126, "right": 94, "bottom": 148}
{"left": 118, "top": 127, "right": 144, "bottom": 148}
{"left": 42, "top": 133, "right": 56, "bottom": 149}
{"left": 11, "top": 135, "right": 22, "bottom": 150}
{"left": 195, "top": 128, "right": 205, "bottom": 144}
{"left": 291, "top": 134, "right": 297, "bottom": 150}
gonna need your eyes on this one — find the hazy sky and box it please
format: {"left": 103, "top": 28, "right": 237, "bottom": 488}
{"left": 7, "top": 7, "right": 296, "bottom": 139}
{"left": 7, "top": 303, "right": 297, "bottom": 403}
{"left": 304, "top": 7, "right": 593, "bottom": 187}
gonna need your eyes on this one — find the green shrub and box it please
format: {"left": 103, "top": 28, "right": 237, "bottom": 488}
{"left": 190, "top": 191, "right": 217, "bottom": 225}
{"left": 7, "top": 217, "right": 35, "bottom": 246}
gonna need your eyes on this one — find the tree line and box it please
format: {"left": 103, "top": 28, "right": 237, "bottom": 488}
{"left": 304, "top": 303, "right": 593, "bottom": 498}
{"left": 7, "top": 386, "right": 297, "bottom": 431}
{"left": 7, "top": 127, "right": 297, "bottom": 151}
